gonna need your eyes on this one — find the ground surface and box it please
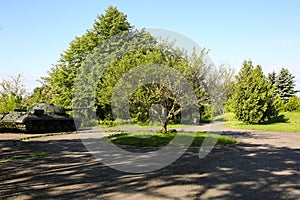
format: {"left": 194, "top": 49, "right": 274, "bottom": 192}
{"left": 0, "top": 125, "right": 300, "bottom": 200}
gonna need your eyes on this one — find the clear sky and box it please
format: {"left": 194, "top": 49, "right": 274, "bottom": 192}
{"left": 0, "top": 0, "right": 299, "bottom": 92}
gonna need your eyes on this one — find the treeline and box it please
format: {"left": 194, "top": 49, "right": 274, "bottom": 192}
{"left": 1, "top": 7, "right": 235, "bottom": 132}
{"left": 1, "top": 6, "right": 299, "bottom": 130}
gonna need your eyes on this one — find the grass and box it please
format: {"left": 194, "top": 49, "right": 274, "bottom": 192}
{"left": 18, "top": 131, "right": 78, "bottom": 143}
{"left": 0, "top": 151, "right": 53, "bottom": 163}
{"left": 106, "top": 131, "right": 237, "bottom": 147}
{"left": 224, "top": 112, "right": 300, "bottom": 132}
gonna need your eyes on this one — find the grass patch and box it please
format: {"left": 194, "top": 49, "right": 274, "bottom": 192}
{"left": 101, "top": 129, "right": 126, "bottom": 133}
{"left": 224, "top": 112, "right": 300, "bottom": 132}
{"left": 19, "top": 131, "right": 77, "bottom": 143}
{"left": 0, "top": 150, "right": 53, "bottom": 163}
{"left": 106, "top": 131, "right": 237, "bottom": 147}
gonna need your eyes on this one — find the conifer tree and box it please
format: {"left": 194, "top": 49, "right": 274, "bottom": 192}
{"left": 232, "top": 61, "right": 277, "bottom": 124}
{"left": 267, "top": 71, "right": 276, "bottom": 85}
{"left": 274, "top": 67, "right": 296, "bottom": 103}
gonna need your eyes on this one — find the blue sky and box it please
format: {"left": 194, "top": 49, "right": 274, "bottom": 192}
{"left": 0, "top": 0, "right": 299, "bottom": 92}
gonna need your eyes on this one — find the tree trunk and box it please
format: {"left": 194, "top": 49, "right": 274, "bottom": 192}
{"left": 199, "top": 111, "right": 203, "bottom": 124}
{"left": 199, "top": 106, "right": 204, "bottom": 125}
{"left": 161, "top": 121, "right": 168, "bottom": 134}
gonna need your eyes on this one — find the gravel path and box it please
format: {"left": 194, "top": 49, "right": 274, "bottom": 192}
{"left": 0, "top": 125, "right": 300, "bottom": 200}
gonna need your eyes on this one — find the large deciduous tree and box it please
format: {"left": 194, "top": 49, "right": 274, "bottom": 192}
{"left": 73, "top": 29, "right": 217, "bottom": 132}
{"left": 44, "top": 6, "right": 132, "bottom": 108}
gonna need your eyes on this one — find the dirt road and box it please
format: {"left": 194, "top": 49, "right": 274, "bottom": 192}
{"left": 0, "top": 125, "right": 299, "bottom": 199}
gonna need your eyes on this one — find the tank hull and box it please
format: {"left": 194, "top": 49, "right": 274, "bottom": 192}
{"left": 0, "top": 103, "right": 81, "bottom": 133}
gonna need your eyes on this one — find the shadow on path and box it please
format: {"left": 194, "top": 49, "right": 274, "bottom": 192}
{"left": 1, "top": 131, "right": 300, "bottom": 199}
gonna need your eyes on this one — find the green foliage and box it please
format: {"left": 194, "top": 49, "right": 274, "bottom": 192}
{"left": 27, "top": 83, "right": 53, "bottom": 108}
{"left": 285, "top": 95, "right": 300, "bottom": 112}
{"left": 231, "top": 60, "right": 278, "bottom": 124}
{"left": 0, "top": 74, "right": 26, "bottom": 112}
{"left": 99, "top": 119, "right": 117, "bottom": 127}
{"left": 93, "top": 38, "right": 193, "bottom": 132}
{"left": 29, "top": 6, "right": 234, "bottom": 133}
{"left": 89, "top": 35, "right": 223, "bottom": 132}
{"left": 274, "top": 67, "right": 296, "bottom": 103}
{"left": 225, "top": 97, "right": 234, "bottom": 112}
{"left": 0, "top": 93, "right": 20, "bottom": 113}
{"left": 267, "top": 71, "right": 276, "bottom": 85}
{"left": 43, "top": 6, "right": 132, "bottom": 108}
{"left": 273, "top": 94, "right": 284, "bottom": 113}
{"left": 93, "top": 6, "right": 132, "bottom": 40}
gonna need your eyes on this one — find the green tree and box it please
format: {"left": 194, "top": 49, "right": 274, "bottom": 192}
{"left": 267, "top": 71, "right": 276, "bottom": 85}
{"left": 44, "top": 6, "right": 132, "bottom": 108}
{"left": 93, "top": 37, "right": 193, "bottom": 133}
{"left": 74, "top": 30, "right": 218, "bottom": 132}
{"left": 273, "top": 94, "right": 284, "bottom": 113}
{"left": 0, "top": 94, "right": 20, "bottom": 113}
{"left": 274, "top": 67, "right": 296, "bottom": 103}
{"left": 285, "top": 95, "right": 300, "bottom": 112}
{"left": 0, "top": 74, "right": 26, "bottom": 113}
{"left": 232, "top": 61, "right": 277, "bottom": 124}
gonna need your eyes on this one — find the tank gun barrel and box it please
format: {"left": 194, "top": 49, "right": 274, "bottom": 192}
{"left": 65, "top": 107, "right": 91, "bottom": 112}
{"left": 13, "top": 109, "right": 28, "bottom": 112}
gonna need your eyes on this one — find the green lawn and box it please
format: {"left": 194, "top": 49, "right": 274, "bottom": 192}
{"left": 224, "top": 112, "right": 300, "bottom": 132}
{"left": 106, "top": 131, "right": 237, "bottom": 147}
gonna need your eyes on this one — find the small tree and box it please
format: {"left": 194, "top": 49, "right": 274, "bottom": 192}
{"left": 0, "top": 74, "right": 26, "bottom": 112}
{"left": 273, "top": 94, "right": 284, "bottom": 113}
{"left": 232, "top": 61, "right": 277, "bottom": 124}
{"left": 285, "top": 95, "right": 300, "bottom": 112}
{"left": 274, "top": 67, "right": 296, "bottom": 103}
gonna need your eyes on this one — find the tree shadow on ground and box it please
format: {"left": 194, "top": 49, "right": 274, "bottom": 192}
{"left": 261, "top": 114, "right": 289, "bottom": 125}
{"left": 0, "top": 132, "right": 300, "bottom": 199}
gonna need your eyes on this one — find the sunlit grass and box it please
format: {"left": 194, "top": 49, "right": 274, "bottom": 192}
{"left": 224, "top": 112, "right": 300, "bottom": 132}
{"left": 106, "top": 131, "right": 237, "bottom": 147}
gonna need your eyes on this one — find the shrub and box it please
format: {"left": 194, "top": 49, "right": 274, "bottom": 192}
{"left": 285, "top": 95, "right": 300, "bottom": 112}
{"left": 99, "top": 120, "right": 117, "bottom": 127}
{"left": 225, "top": 97, "right": 234, "bottom": 113}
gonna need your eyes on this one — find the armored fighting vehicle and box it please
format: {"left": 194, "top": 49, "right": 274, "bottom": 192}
{"left": 0, "top": 103, "right": 81, "bottom": 133}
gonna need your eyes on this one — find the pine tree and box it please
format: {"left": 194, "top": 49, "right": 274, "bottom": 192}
{"left": 274, "top": 67, "right": 296, "bottom": 103}
{"left": 232, "top": 61, "right": 277, "bottom": 124}
{"left": 267, "top": 71, "right": 276, "bottom": 85}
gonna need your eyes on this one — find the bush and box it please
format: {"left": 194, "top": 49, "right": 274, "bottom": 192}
{"left": 285, "top": 95, "right": 300, "bottom": 112}
{"left": 0, "top": 94, "right": 21, "bottom": 113}
{"left": 225, "top": 97, "right": 234, "bottom": 113}
{"left": 99, "top": 120, "right": 117, "bottom": 127}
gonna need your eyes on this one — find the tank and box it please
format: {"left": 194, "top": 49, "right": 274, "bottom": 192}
{"left": 0, "top": 103, "right": 81, "bottom": 133}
